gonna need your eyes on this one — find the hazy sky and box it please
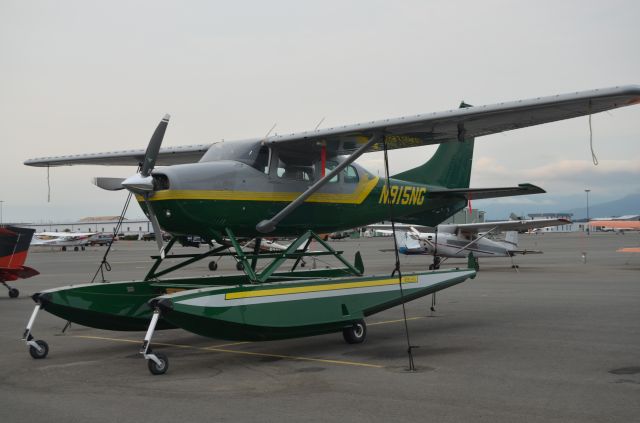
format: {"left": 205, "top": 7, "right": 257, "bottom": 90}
{"left": 1, "top": 0, "right": 639, "bottom": 223}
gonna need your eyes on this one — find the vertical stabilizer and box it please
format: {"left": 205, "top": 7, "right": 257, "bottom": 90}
{"left": 504, "top": 231, "right": 519, "bottom": 247}
{"left": 393, "top": 102, "right": 474, "bottom": 188}
{"left": 0, "top": 226, "right": 36, "bottom": 269}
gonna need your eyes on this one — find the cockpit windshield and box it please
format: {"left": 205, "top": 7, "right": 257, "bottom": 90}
{"left": 199, "top": 140, "right": 264, "bottom": 168}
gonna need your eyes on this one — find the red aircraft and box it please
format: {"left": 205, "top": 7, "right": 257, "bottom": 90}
{"left": 0, "top": 226, "right": 39, "bottom": 298}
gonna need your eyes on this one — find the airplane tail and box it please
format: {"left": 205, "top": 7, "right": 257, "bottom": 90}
{"left": 0, "top": 226, "right": 39, "bottom": 281}
{"left": 393, "top": 102, "right": 474, "bottom": 189}
{"left": 0, "top": 226, "right": 36, "bottom": 269}
{"left": 395, "top": 231, "right": 422, "bottom": 255}
{"left": 504, "top": 230, "right": 518, "bottom": 247}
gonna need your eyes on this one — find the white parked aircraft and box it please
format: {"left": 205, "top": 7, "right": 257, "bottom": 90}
{"left": 386, "top": 218, "right": 571, "bottom": 269}
{"left": 31, "top": 232, "right": 97, "bottom": 251}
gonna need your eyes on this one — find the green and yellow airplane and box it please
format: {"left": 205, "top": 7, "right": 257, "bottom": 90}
{"left": 21, "top": 85, "right": 640, "bottom": 374}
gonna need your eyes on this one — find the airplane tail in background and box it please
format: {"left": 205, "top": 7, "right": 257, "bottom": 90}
{"left": 504, "top": 231, "right": 519, "bottom": 247}
{"left": 393, "top": 102, "right": 474, "bottom": 189}
{"left": 395, "top": 231, "right": 423, "bottom": 255}
{"left": 0, "top": 226, "right": 39, "bottom": 281}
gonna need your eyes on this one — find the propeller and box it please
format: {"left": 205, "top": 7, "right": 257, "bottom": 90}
{"left": 93, "top": 114, "right": 171, "bottom": 251}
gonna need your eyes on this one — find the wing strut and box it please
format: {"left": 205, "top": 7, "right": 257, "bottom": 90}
{"left": 256, "top": 133, "right": 383, "bottom": 233}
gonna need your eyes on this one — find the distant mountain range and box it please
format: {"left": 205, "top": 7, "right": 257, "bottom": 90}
{"left": 476, "top": 193, "right": 640, "bottom": 220}
{"left": 562, "top": 193, "right": 640, "bottom": 220}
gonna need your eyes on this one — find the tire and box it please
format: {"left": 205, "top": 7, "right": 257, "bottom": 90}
{"left": 343, "top": 320, "right": 367, "bottom": 344}
{"left": 236, "top": 262, "right": 244, "bottom": 271}
{"left": 62, "top": 246, "right": 67, "bottom": 251}
{"left": 8, "top": 288, "right": 19, "bottom": 298}
{"left": 74, "top": 246, "right": 79, "bottom": 252}
{"left": 428, "top": 264, "right": 434, "bottom": 270}
{"left": 208, "top": 261, "right": 218, "bottom": 271}
{"left": 29, "top": 340, "right": 49, "bottom": 359}
{"left": 147, "top": 352, "right": 169, "bottom": 375}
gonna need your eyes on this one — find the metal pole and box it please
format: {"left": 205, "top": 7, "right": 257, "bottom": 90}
{"left": 585, "top": 189, "right": 591, "bottom": 236}
{"left": 0, "top": 200, "right": 3, "bottom": 225}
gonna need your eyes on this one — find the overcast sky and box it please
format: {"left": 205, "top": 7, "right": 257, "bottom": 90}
{"left": 1, "top": 0, "right": 639, "bottom": 223}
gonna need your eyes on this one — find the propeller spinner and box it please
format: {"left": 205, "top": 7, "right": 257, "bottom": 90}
{"left": 93, "top": 114, "right": 170, "bottom": 251}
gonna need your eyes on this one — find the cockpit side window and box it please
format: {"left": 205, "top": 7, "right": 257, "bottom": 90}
{"left": 343, "top": 165, "right": 359, "bottom": 183}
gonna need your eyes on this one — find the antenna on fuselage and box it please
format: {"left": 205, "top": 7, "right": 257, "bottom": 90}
{"left": 314, "top": 117, "right": 325, "bottom": 131}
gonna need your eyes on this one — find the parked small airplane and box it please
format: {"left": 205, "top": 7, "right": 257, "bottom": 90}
{"left": 31, "top": 232, "right": 96, "bottom": 251}
{"left": 0, "top": 226, "right": 39, "bottom": 298}
{"left": 20, "top": 85, "right": 640, "bottom": 374}
{"left": 391, "top": 217, "right": 571, "bottom": 269}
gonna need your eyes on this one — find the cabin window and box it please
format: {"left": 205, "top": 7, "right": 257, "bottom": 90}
{"left": 275, "top": 156, "right": 314, "bottom": 181}
{"left": 321, "top": 161, "right": 339, "bottom": 183}
{"left": 342, "top": 165, "right": 359, "bottom": 183}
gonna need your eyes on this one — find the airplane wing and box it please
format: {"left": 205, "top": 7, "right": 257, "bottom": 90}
{"left": 23, "top": 85, "right": 640, "bottom": 166}
{"left": 428, "top": 183, "right": 545, "bottom": 200}
{"left": 24, "top": 144, "right": 212, "bottom": 167}
{"left": 265, "top": 85, "right": 640, "bottom": 154}
{"left": 440, "top": 217, "right": 572, "bottom": 234}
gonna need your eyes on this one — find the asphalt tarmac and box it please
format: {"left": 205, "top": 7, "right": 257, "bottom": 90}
{"left": 1, "top": 233, "right": 639, "bottom": 423}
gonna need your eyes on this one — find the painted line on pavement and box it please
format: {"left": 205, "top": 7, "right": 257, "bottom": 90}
{"left": 72, "top": 335, "right": 382, "bottom": 368}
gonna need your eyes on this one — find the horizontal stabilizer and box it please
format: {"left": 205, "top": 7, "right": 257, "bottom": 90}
{"left": 93, "top": 177, "right": 126, "bottom": 191}
{"left": 429, "top": 183, "right": 545, "bottom": 200}
{"left": 0, "top": 266, "right": 40, "bottom": 282}
{"left": 510, "top": 250, "right": 543, "bottom": 255}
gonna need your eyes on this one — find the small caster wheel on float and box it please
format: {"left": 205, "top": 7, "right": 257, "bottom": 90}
{"left": 511, "top": 264, "right": 519, "bottom": 269}
{"left": 147, "top": 352, "right": 169, "bottom": 375}
{"left": 208, "top": 261, "right": 218, "bottom": 271}
{"left": 9, "top": 288, "right": 19, "bottom": 298}
{"left": 236, "top": 262, "right": 244, "bottom": 271}
{"left": 74, "top": 246, "right": 79, "bottom": 251}
{"left": 62, "top": 246, "right": 67, "bottom": 252}
{"left": 343, "top": 319, "right": 367, "bottom": 344}
{"left": 300, "top": 260, "right": 306, "bottom": 268}
{"left": 29, "top": 340, "right": 49, "bottom": 359}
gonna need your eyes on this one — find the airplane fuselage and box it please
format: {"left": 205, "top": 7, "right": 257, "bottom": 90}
{"left": 139, "top": 160, "right": 467, "bottom": 241}
{"left": 405, "top": 232, "right": 516, "bottom": 258}
{"left": 420, "top": 233, "right": 515, "bottom": 258}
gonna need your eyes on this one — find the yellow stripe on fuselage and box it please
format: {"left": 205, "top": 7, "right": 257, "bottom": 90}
{"left": 225, "top": 275, "right": 418, "bottom": 300}
{"left": 137, "top": 176, "right": 379, "bottom": 205}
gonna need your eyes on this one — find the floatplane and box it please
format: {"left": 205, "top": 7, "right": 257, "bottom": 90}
{"left": 21, "top": 85, "right": 640, "bottom": 374}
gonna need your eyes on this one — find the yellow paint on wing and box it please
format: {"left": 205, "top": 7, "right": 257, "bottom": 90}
{"left": 139, "top": 176, "right": 379, "bottom": 205}
{"left": 225, "top": 275, "right": 418, "bottom": 300}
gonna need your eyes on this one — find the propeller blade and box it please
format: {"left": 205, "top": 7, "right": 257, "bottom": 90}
{"left": 143, "top": 196, "right": 164, "bottom": 251}
{"left": 92, "top": 177, "right": 126, "bottom": 191}
{"left": 141, "top": 114, "right": 170, "bottom": 177}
